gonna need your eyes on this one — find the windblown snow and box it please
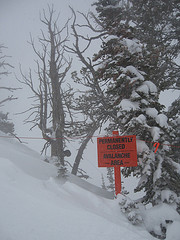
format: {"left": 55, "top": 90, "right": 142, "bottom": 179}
{"left": 0, "top": 132, "right": 179, "bottom": 240}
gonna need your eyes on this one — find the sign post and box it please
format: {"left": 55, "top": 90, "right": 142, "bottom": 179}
{"left": 97, "top": 131, "right": 137, "bottom": 196}
{"left": 112, "top": 131, "right": 121, "bottom": 195}
{"left": 114, "top": 165, "right": 121, "bottom": 195}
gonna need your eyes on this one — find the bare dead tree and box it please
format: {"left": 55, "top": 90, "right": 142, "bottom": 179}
{"left": 17, "top": 6, "right": 75, "bottom": 175}
{"left": 0, "top": 45, "right": 19, "bottom": 135}
{"left": 66, "top": 8, "right": 119, "bottom": 176}
{"left": 0, "top": 45, "right": 17, "bottom": 107}
{"left": 16, "top": 6, "right": 119, "bottom": 178}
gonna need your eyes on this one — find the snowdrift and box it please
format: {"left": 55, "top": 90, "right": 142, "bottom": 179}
{"left": 0, "top": 133, "right": 176, "bottom": 240}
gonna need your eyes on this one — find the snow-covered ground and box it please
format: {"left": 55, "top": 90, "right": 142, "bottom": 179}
{"left": 0, "top": 132, "right": 179, "bottom": 240}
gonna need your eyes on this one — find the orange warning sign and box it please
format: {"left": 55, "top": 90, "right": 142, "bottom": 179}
{"left": 97, "top": 135, "right": 137, "bottom": 167}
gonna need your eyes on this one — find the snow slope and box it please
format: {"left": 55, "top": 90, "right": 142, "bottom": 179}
{"left": 0, "top": 133, "right": 158, "bottom": 240}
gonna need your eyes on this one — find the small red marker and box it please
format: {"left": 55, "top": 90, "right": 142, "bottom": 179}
{"left": 153, "top": 142, "right": 160, "bottom": 153}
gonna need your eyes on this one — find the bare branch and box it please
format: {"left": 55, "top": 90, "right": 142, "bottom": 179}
{"left": 0, "top": 96, "right": 17, "bottom": 106}
{"left": 76, "top": 11, "right": 103, "bottom": 33}
{"left": 0, "top": 86, "right": 21, "bottom": 91}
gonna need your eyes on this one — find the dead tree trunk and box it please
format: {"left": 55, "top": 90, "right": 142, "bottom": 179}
{"left": 18, "top": 6, "right": 72, "bottom": 175}
{"left": 71, "top": 123, "right": 98, "bottom": 175}
{"left": 66, "top": 8, "right": 115, "bottom": 176}
{"left": 49, "top": 23, "right": 65, "bottom": 166}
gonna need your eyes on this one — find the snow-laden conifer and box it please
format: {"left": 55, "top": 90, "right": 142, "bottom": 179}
{"left": 0, "top": 45, "right": 15, "bottom": 135}
{"left": 93, "top": 0, "right": 180, "bottom": 238}
{"left": 0, "top": 112, "right": 14, "bottom": 134}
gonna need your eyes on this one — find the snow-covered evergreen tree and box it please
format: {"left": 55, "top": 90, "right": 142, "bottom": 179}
{"left": 106, "top": 168, "right": 115, "bottom": 192}
{"left": 133, "top": 0, "right": 180, "bottom": 91}
{"left": 101, "top": 174, "right": 107, "bottom": 190}
{"left": 0, "top": 44, "right": 15, "bottom": 135}
{"left": 0, "top": 112, "right": 14, "bottom": 134}
{"left": 93, "top": 0, "right": 180, "bottom": 237}
{"left": 168, "top": 97, "right": 180, "bottom": 164}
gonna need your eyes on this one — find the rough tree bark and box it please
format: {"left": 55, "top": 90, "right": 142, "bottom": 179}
{"left": 18, "top": 6, "right": 72, "bottom": 172}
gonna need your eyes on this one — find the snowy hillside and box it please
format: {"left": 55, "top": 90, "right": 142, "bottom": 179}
{"left": 0, "top": 133, "right": 179, "bottom": 240}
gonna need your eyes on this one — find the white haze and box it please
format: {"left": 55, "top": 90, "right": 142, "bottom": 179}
{"left": 0, "top": 0, "right": 179, "bottom": 185}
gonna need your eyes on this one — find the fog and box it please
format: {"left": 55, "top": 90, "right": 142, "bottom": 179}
{"left": 0, "top": 0, "right": 179, "bottom": 162}
{"left": 0, "top": 0, "right": 105, "bottom": 184}
{"left": 0, "top": 0, "right": 95, "bottom": 150}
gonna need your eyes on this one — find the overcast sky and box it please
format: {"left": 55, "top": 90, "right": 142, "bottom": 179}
{"left": 0, "top": 0, "right": 105, "bottom": 184}
{"left": 0, "top": 0, "right": 179, "bottom": 152}
{"left": 0, "top": 0, "right": 179, "bottom": 187}
{"left": 0, "top": 0, "right": 96, "bottom": 149}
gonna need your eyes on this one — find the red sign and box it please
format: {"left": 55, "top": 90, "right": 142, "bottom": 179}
{"left": 97, "top": 135, "right": 137, "bottom": 167}
{"left": 97, "top": 132, "right": 137, "bottom": 196}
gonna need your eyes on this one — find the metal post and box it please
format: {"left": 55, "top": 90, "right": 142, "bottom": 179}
{"left": 112, "top": 131, "right": 121, "bottom": 195}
